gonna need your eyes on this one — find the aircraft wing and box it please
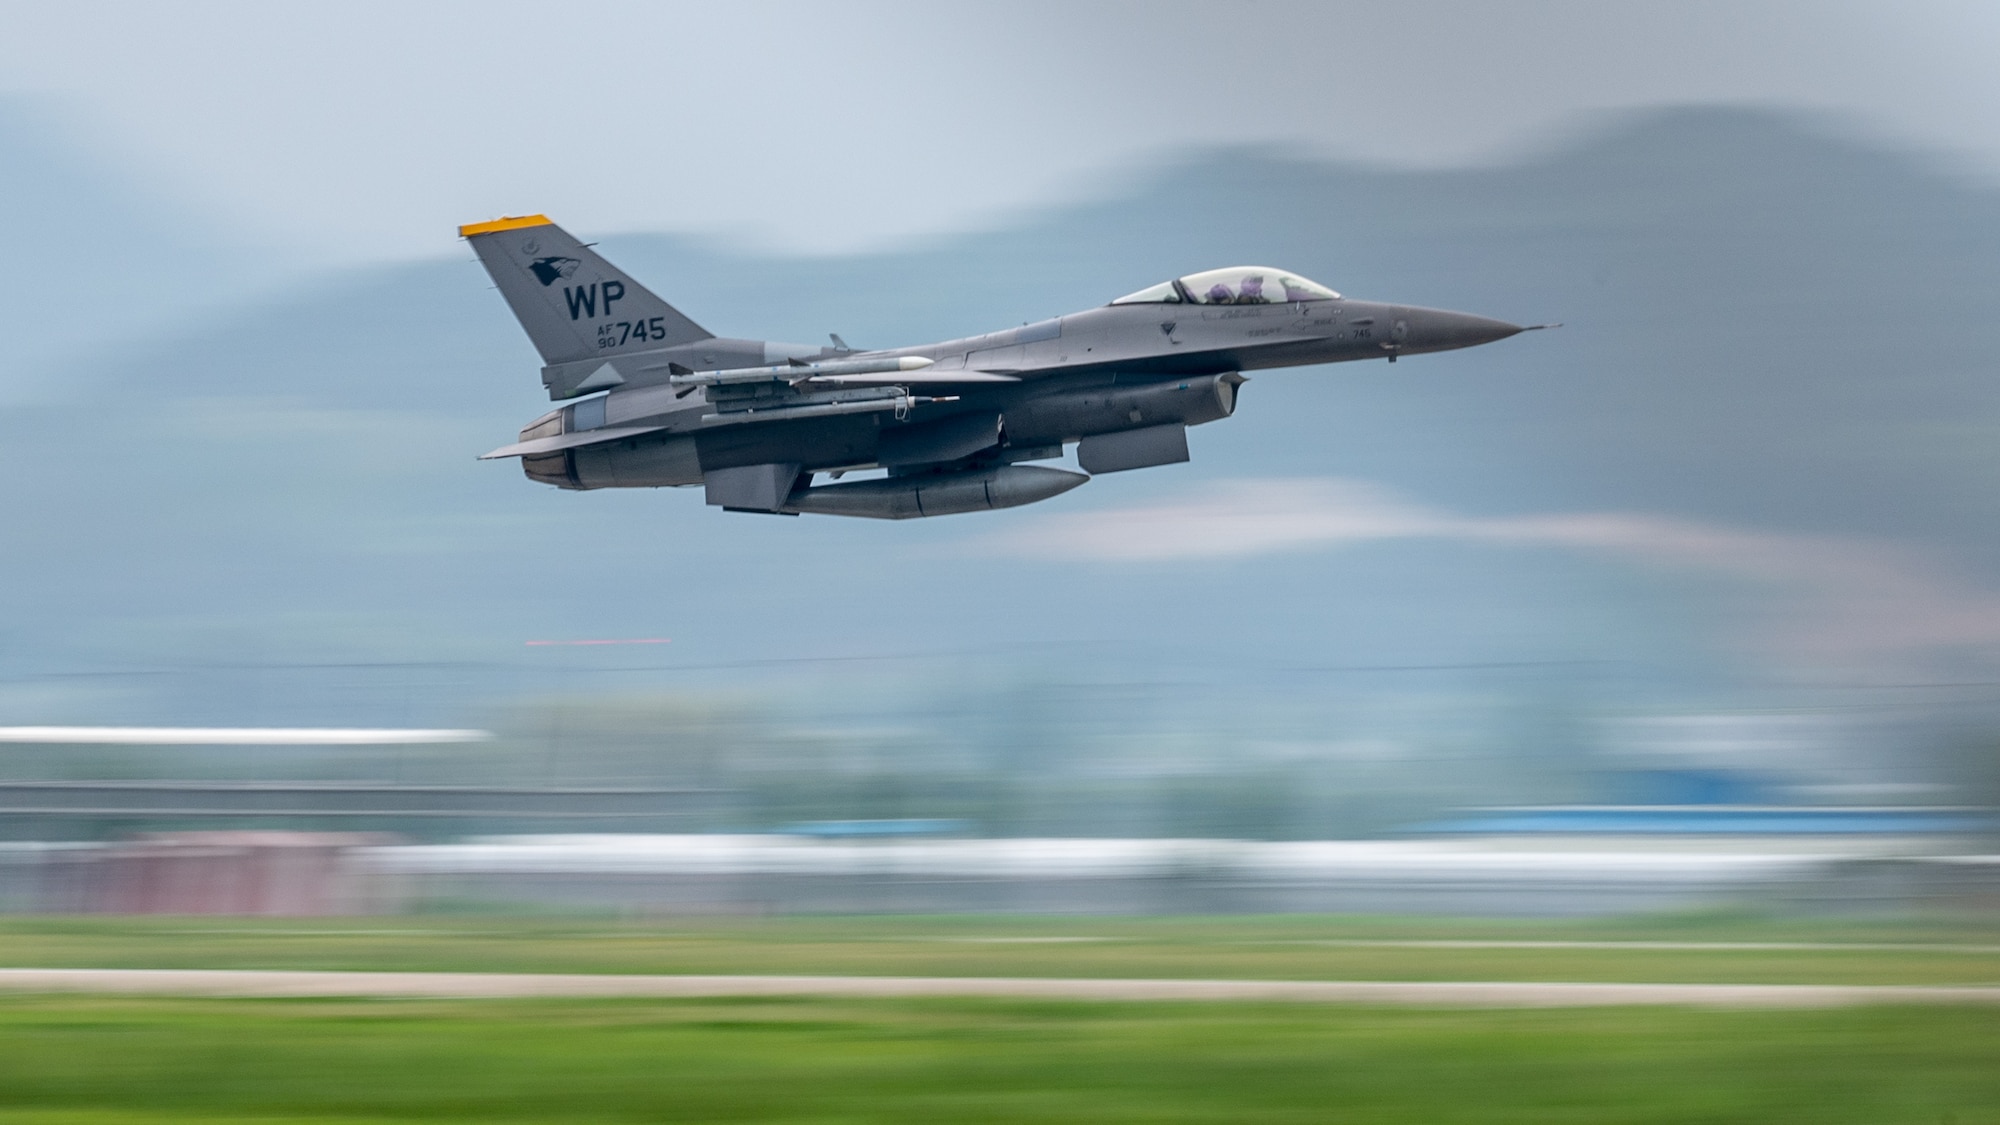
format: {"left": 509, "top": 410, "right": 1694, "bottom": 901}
{"left": 482, "top": 370, "right": 1018, "bottom": 459}
{"left": 479, "top": 425, "right": 666, "bottom": 460}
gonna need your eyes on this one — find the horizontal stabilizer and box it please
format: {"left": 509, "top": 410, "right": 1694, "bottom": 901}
{"left": 479, "top": 425, "right": 667, "bottom": 460}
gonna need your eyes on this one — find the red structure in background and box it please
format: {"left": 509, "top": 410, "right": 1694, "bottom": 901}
{"left": 44, "top": 832, "right": 399, "bottom": 915}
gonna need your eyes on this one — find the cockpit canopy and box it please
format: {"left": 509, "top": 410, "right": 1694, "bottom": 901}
{"left": 1111, "top": 266, "right": 1340, "bottom": 306}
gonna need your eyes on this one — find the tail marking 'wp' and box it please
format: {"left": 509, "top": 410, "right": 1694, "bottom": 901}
{"left": 562, "top": 281, "right": 625, "bottom": 321}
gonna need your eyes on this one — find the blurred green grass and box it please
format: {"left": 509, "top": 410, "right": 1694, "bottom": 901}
{"left": 0, "top": 911, "right": 1995, "bottom": 984}
{"left": 0, "top": 995, "right": 1992, "bottom": 1124}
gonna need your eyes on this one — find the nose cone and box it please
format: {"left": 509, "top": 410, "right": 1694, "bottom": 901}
{"left": 1401, "top": 307, "right": 1524, "bottom": 353}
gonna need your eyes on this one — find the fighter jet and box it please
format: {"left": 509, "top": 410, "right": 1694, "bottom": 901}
{"left": 465, "top": 215, "right": 1542, "bottom": 518}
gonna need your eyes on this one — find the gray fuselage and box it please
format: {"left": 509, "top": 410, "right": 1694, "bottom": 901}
{"left": 515, "top": 297, "right": 1523, "bottom": 497}
{"left": 461, "top": 217, "right": 1530, "bottom": 518}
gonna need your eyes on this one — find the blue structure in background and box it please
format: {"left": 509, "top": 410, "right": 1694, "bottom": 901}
{"left": 1611, "top": 768, "right": 1776, "bottom": 806}
{"left": 1409, "top": 765, "right": 1993, "bottom": 836}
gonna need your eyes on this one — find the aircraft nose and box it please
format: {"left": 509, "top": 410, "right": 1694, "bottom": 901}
{"left": 1401, "top": 307, "right": 1524, "bottom": 352}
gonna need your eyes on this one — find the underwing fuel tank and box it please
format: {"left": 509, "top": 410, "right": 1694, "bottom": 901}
{"left": 783, "top": 464, "right": 1088, "bottom": 520}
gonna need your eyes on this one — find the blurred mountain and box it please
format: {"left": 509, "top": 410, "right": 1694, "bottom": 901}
{"left": 0, "top": 100, "right": 291, "bottom": 383}
{"left": 4, "top": 106, "right": 1999, "bottom": 730}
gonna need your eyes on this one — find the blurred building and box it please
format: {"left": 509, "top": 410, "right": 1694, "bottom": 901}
{"left": 0, "top": 712, "right": 1991, "bottom": 918}
{"left": 33, "top": 831, "right": 398, "bottom": 915}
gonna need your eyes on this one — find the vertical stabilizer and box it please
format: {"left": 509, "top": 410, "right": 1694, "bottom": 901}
{"left": 460, "top": 215, "right": 711, "bottom": 366}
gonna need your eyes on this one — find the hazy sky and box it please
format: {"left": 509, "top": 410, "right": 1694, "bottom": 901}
{"left": 5, "top": 0, "right": 1999, "bottom": 263}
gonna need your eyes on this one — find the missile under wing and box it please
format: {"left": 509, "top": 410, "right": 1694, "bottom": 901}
{"left": 462, "top": 215, "right": 1543, "bottom": 518}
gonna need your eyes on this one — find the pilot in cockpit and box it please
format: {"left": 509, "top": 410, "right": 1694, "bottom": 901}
{"left": 1110, "top": 268, "right": 1341, "bottom": 308}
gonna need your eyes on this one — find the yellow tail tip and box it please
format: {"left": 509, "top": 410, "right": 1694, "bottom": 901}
{"left": 458, "top": 214, "right": 552, "bottom": 238}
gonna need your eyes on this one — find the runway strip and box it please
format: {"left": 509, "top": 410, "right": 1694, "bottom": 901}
{"left": 1, "top": 969, "right": 1997, "bottom": 1008}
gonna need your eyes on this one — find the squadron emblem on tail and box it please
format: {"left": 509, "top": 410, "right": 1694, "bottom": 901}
{"left": 528, "top": 256, "right": 580, "bottom": 287}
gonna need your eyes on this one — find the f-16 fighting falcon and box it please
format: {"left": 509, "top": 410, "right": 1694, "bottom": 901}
{"left": 465, "top": 215, "right": 1544, "bottom": 519}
